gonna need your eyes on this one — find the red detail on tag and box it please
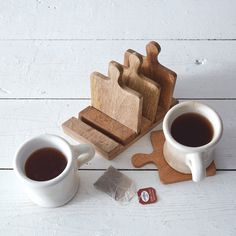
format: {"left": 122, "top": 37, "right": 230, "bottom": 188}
{"left": 138, "top": 187, "right": 157, "bottom": 205}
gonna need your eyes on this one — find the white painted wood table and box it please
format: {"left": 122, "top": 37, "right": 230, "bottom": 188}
{"left": 0, "top": 1, "right": 236, "bottom": 235}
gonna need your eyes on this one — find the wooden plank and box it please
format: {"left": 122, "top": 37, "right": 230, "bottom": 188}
{"left": 1, "top": 170, "right": 236, "bottom": 235}
{"left": 0, "top": 0, "right": 235, "bottom": 39}
{"left": 79, "top": 106, "right": 137, "bottom": 145}
{"left": 0, "top": 100, "right": 235, "bottom": 169}
{"left": 0, "top": 40, "right": 236, "bottom": 99}
{"left": 91, "top": 61, "right": 143, "bottom": 132}
{"left": 62, "top": 117, "right": 123, "bottom": 159}
{"left": 120, "top": 52, "right": 161, "bottom": 122}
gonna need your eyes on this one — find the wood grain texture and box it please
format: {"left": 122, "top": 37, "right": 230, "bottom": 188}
{"left": 0, "top": 1, "right": 235, "bottom": 235}
{"left": 63, "top": 99, "right": 177, "bottom": 160}
{"left": 1, "top": 40, "right": 236, "bottom": 99}
{"left": 62, "top": 117, "right": 123, "bottom": 159}
{"left": 132, "top": 131, "right": 216, "bottom": 184}
{"left": 0, "top": 0, "right": 235, "bottom": 39}
{"left": 121, "top": 52, "right": 161, "bottom": 122}
{"left": 0, "top": 100, "right": 235, "bottom": 169}
{"left": 79, "top": 106, "right": 137, "bottom": 145}
{"left": 124, "top": 41, "right": 176, "bottom": 112}
{"left": 91, "top": 61, "right": 143, "bottom": 132}
{"left": 63, "top": 113, "right": 157, "bottom": 160}
{"left": 1, "top": 170, "right": 236, "bottom": 236}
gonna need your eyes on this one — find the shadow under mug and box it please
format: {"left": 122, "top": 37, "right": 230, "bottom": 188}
{"left": 13, "top": 134, "right": 95, "bottom": 207}
{"left": 163, "top": 101, "right": 223, "bottom": 182}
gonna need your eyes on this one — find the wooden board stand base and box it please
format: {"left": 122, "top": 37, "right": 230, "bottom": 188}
{"left": 62, "top": 99, "right": 178, "bottom": 160}
{"left": 62, "top": 41, "right": 178, "bottom": 160}
{"left": 132, "top": 130, "right": 216, "bottom": 184}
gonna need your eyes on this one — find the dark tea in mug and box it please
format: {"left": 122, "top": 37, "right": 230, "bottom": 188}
{"left": 171, "top": 112, "right": 213, "bottom": 147}
{"left": 25, "top": 147, "right": 67, "bottom": 181}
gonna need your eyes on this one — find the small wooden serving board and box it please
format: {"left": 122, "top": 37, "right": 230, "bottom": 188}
{"left": 121, "top": 52, "right": 161, "bottom": 122}
{"left": 91, "top": 61, "right": 143, "bottom": 133}
{"left": 124, "top": 41, "right": 177, "bottom": 113}
{"left": 132, "top": 130, "right": 216, "bottom": 184}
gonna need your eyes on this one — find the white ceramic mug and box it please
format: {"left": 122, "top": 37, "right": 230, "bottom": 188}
{"left": 13, "top": 134, "right": 95, "bottom": 207}
{"left": 163, "top": 101, "right": 223, "bottom": 182}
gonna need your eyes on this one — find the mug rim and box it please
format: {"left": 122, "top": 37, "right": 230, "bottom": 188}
{"left": 163, "top": 101, "right": 223, "bottom": 152}
{"left": 13, "top": 134, "right": 74, "bottom": 188}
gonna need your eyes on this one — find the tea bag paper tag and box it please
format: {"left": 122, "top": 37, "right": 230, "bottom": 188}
{"left": 94, "top": 166, "right": 136, "bottom": 202}
{"left": 137, "top": 187, "right": 157, "bottom": 205}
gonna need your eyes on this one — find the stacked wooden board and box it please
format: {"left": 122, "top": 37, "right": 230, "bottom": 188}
{"left": 62, "top": 41, "right": 177, "bottom": 159}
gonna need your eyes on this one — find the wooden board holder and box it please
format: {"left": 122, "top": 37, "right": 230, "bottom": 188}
{"left": 62, "top": 41, "right": 178, "bottom": 160}
{"left": 132, "top": 130, "right": 216, "bottom": 184}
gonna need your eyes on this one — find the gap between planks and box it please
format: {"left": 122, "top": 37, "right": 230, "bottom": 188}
{"left": 0, "top": 39, "right": 235, "bottom": 41}
{"left": 1, "top": 168, "right": 236, "bottom": 171}
{"left": 0, "top": 98, "right": 236, "bottom": 101}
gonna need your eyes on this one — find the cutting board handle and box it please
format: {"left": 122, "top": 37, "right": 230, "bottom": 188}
{"left": 146, "top": 41, "right": 161, "bottom": 62}
{"left": 132, "top": 153, "right": 156, "bottom": 168}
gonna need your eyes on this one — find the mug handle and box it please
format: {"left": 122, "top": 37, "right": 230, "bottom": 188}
{"left": 186, "top": 153, "right": 206, "bottom": 182}
{"left": 72, "top": 144, "right": 95, "bottom": 168}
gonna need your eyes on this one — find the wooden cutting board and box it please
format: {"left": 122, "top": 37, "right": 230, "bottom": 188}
{"left": 132, "top": 130, "right": 216, "bottom": 184}
{"left": 121, "top": 52, "right": 161, "bottom": 123}
{"left": 124, "top": 41, "right": 177, "bottom": 112}
{"left": 63, "top": 41, "right": 179, "bottom": 160}
{"left": 91, "top": 61, "right": 143, "bottom": 133}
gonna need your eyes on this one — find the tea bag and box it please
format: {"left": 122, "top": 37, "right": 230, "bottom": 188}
{"left": 94, "top": 166, "right": 136, "bottom": 202}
